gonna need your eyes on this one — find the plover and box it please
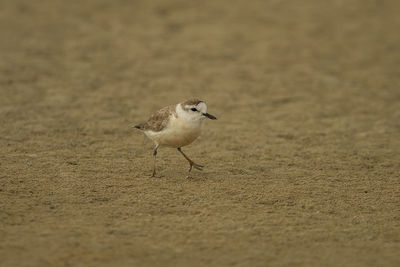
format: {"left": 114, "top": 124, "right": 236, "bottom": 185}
{"left": 133, "top": 99, "right": 217, "bottom": 177}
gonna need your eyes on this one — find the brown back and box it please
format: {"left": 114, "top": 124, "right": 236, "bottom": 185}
{"left": 136, "top": 105, "right": 177, "bottom": 132}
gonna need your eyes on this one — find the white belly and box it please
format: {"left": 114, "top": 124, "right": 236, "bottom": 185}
{"left": 145, "top": 116, "right": 203, "bottom": 148}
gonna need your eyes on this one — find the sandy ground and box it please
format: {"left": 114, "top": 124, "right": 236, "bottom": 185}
{"left": 1, "top": 0, "right": 400, "bottom": 266}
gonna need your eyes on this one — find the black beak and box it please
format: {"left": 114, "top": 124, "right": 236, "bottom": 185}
{"left": 203, "top": 113, "right": 217, "bottom": 120}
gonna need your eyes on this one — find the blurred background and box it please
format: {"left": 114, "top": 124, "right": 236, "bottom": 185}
{"left": 1, "top": 0, "right": 399, "bottom": 266}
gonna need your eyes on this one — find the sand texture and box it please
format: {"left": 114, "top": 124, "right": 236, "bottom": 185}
{"left": 1, "top": 0, "right": 400, "bottom": 266}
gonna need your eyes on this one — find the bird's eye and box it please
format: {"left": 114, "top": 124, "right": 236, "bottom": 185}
{"left": 190, "top": 108, "right": 197, "bottom": 112}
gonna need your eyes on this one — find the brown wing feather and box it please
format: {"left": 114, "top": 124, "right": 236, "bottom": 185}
{"left": 138, "top": 105, "right": 176, "bottom": 132}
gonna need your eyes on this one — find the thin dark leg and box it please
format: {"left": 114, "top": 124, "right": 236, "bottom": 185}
{"left": 177, "top": 147, "right": 203, "bottom": 177}
{"left": 152, "top": 144, "right": 159, "bottom": 177}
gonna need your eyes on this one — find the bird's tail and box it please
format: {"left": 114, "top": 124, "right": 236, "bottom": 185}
{"left": 133, "top": 124, "right": 143, "bottom": 130}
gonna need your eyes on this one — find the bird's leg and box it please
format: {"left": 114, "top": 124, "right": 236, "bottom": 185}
{"left": 152, "top": 144, "right": 159, "bottom": 177}
{"left": 177, "top": 147, "right": 203, "bottom": 176}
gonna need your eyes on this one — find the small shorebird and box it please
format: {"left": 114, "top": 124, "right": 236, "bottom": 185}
{"left": 133, "top": 99, "right": 217, "bottom": 177}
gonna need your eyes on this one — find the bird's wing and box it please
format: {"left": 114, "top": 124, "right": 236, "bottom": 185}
{"left": 138, "top": 105, "right": 176, "bottom": 132}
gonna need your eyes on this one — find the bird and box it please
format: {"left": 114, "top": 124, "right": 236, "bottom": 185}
{"left": 133, "top": 99, "right": 217, "bottom": 177}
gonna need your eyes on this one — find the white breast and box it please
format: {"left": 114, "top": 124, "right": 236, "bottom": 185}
{"left": 145, "top": 114, "right": 203, "bottom": 148}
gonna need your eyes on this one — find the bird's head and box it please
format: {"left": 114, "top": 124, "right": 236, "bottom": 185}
{"left": 179, "top": 99, "right": 217, "bottom": 121}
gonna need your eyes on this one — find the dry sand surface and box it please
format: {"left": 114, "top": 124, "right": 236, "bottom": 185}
{"left": 1, "top": 0, "right": 400, "bottom": 266}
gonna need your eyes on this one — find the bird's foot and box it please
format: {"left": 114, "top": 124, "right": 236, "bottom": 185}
{"left": 191, "top": 161, "right": 204, "bottom": 171}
